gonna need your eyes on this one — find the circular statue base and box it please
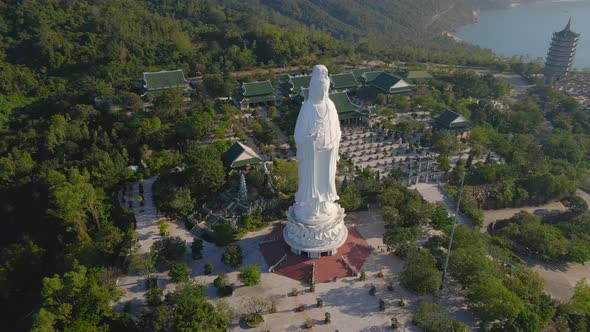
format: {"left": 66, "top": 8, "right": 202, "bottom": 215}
{"left": 283, "top": 204, "right": 348, "bottom": 258}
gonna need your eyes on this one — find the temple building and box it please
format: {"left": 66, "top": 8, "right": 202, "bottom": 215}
{"left": 330, "top": 72, "right": 360, "bottom": 93}
{"left": 434, "top": 109, "right": 471, "bottom": 137}
{"left": 366, "top": 72, "right": 414, "bottom": 96}
{"left": 293, "top": 90, "right": 363, "bottom": 126}
{"left": 222, "top": 141, "right": 263, "bottom": 169}
{"left": 234, "top": 80, "right": 279, "bottom": 110}
{"left": 361, "top": 71, "right": 384, "bottom": 85}
{"left": 141, "top": 69, "right": 192, "bottom": 97}
{"left": 330, "top": 92, "right": 363, "bottom": 126}
{"left": 544, "top": 18, "right": 580, "bottom": 86}
{"left": 352, "top": 68, "right": 372, "bottom": 83}
{"left": 288, "top": 75, "right": 312, "bottom": 96}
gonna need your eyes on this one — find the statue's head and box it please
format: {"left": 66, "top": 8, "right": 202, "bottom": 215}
{"left": 308, "top": 65, "right": 330, "bottom": 103}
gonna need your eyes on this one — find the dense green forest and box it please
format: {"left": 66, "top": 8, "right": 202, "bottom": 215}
{"left": 0, "top": 0, "right": 586, "bottom": 331}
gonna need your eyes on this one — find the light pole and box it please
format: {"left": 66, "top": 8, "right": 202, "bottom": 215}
{"left": 441, "top": 167, "right": 466, "bottom": 287}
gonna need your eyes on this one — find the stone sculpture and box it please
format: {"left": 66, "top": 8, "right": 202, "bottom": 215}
{"left": 283, "top": 65, "right": 348, "bottom": 258}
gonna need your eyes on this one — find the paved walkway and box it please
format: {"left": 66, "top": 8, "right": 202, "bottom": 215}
{"left": 114, "top": 180, "right": 475, "bottom": 330}
{"left": 114, "top": 177, "right": 272, "bottom": 315}
{"left": 411, "top": 182, "right": 469, "bottom": 226}
{"left": 123, "top": 176, "right": 165, "bottom": 253}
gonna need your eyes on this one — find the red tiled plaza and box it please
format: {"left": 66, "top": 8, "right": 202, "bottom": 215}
{"left": 260, "top": 224, "right": 371, "bottom": 283}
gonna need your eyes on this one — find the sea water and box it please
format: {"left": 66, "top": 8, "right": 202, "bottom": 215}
{"left": 455, "top": 1, "right": 590, "bottom": 69}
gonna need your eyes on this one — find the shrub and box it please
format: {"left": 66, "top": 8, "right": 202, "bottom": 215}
{"left": 191, "top": 239, "right": 203, "bottom": 260}
{"left": 158, "top": 219, "right": 169, "bottom": 237}
{"left": 412, "top": 300, "right": 469, "bottom": 332}
{"left": 291, "top": 288, "right": 299, "bottom": 296}
{"left": 144, "top": 285, "right": 163, "bottom": 307}
{"left": 210, "top": 223, "right": 237, "bottom": 246}
{"left": 325, "top": 312, "right": 331, "bottom": 324}
{"left": 222, "top": 244, "right": 243, "bottom": 268}
{"left": 369, "top": 285, "right": 377, "bottom": 296}
{"left": 391, "top": 317, "right": 399, "bottom": 329}
{"left": 377, "top": 269, "right": 385, "bottom": 278}
{"left": 168, "top": 263, "right": 191, "bottom": 283}
{"left": 379, "top": 298, "right": 386, "bottom": 311}
{"left": 305, "top": 318, "right": 313, "bottom": 329}
{"left": 316, "top": 297, "right": 324, "bottom": 307}
{"left": 360, "top": 271, "right": 367, "bottom": 281}
{"left": 238, "top": 264, "right": 261, "bottom": 286}
{"left": 387, "top": 282, "right": 395, "bottom": 291}
{"left": 296, "top": 304, "right": 305, "bottom": 312}
{"left": 213, "top": 273, "right": 234, "bottom": 297}
{"left": 310, "top": 283, "right": 315, "bottom": 293}
{"left": 213, "top": 273, "right": 228, "bottom": 288}
{"left": 245, "top": 313, "right": 264, "bottom": 327}
{"left": 151, "top": 236, "right": 186, "bottom": 267}
{"left": 399, "top": 249, "right": 441, "bottom": 295}
{"left": 204, "top": 262, "right": 213, "bottom": 275}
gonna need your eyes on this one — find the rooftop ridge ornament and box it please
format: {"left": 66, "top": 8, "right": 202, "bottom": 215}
{"left": 283, "top": 65, "right": 348, "bottom": 258}
{"left": 564, "top": 17, "right": 572, "bottom": 32}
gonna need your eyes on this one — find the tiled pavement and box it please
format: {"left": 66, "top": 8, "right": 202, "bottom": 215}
{"left": 260, "top": 225, "right": 372, "bottom": 283}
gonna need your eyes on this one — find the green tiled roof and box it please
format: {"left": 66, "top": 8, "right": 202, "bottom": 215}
{"left": 330, "top": 73, "right": 359, "bottom": 90}
{"left": 435, "top": 109, "right": 471, "bottom": 129}
{"left": 352, "top": 68, "right": 372, "bottom": 81}
{"left": 330, "top": 92, "right": 361, "bottom": 120}
{"left": 241, "top": 94, "right": 278, "bottom": 104}
{"left": 143, "top": 69, "right": 188, "bottom": 91}
{"left": 362, "top": 71, "right": 384, "bottom": 83}
{"left": 242, "top": 80, "right": 275, "bottom": 97}
{"left": 369, "top": 72, "right": 413, "bottom": 94}
{"left": 293, "top": 91, "right": 361, "bottom": 120}
{"left": 222, "top": 141, "right": 263, "bottom": 168}
{"left": 406, "top": 71, "right": 433, "bottom": 80}
{"left": 289, "top": 75, "right": 312, "bottom": 94}
{"left": 275, "top": 73, "right": 290, "bottom": 84}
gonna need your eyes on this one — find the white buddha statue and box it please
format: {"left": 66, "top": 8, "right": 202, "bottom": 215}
{"left": 293, "top": 65, "right": 342, "bottom": 223}
{"left": 284, "top": 64, "right": 348, "bottom": 257}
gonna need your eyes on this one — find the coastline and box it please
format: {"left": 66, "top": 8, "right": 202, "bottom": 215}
{"left": 445, "top": 0, "right": 584, "bottom": 47}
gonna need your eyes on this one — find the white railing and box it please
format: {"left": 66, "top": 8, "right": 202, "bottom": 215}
{"left": 269, "top": 254, "right": 287, "bottom": 272}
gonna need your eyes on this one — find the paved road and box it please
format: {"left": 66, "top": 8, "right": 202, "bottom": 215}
{"left": 480, "top": 188, "right": 590, "bottom": 302}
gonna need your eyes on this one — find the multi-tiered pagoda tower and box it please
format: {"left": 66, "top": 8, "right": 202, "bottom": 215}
{"left": 544, "top": 18, "right": 580, "bottom": 86}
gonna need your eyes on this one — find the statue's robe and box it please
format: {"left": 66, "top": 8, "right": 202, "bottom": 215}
{"left": 293, "top": 96, "right": 341, "bottom": 221}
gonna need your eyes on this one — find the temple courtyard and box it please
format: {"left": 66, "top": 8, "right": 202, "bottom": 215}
{"left": 114, "top": 179, "right": 475, "bottom": 330}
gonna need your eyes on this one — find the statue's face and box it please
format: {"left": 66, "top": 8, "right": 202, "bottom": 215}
{"left": 309, "top": 65, "right": 330, "bottom": 102}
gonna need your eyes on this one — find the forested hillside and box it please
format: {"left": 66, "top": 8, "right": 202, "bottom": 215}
{"left": 0, "top": 0, "right": 528, "bottom": 331}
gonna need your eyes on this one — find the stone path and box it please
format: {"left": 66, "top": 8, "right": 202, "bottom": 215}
{"left": 131, "top": 177, "right": 165, "bottom": 252}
